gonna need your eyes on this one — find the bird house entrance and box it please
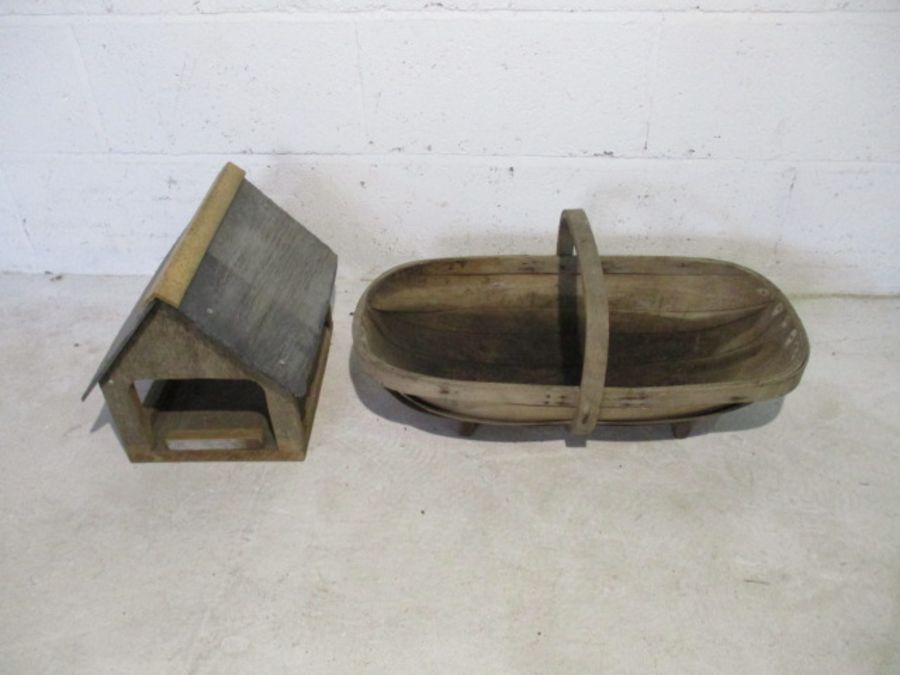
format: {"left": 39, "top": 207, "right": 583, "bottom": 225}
{"left": 134, "top": 378, "right": 273, "bottom": 452}
{"left": 93, "top": 301, "right": 331, "bottom": 462}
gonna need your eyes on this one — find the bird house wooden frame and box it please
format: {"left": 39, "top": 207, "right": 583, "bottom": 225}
{"left": 83, "top": 163, "right": 336, "bottom": 462}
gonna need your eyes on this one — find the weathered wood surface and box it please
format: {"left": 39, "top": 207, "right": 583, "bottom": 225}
{"left": 85, "top": 162, "right": 336, "bottom": 461}
{"left": 150, "top": 162, "right": 246, "bottom": 307}
{"left": 557, "top": 209, "right": 610, "bottom": 434}
{"left": 165, "top": 423, "right": 266, "bottom": 452}
{"left": 100, "top": 303, "right": 331, "bottom": 462}
{"left": 352, "top": 211, "right": 809, "bottom": 435}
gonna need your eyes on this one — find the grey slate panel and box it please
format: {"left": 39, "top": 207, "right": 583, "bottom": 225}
{"left": 83, "top": 177, "right": 336, "bottom": 401}
{"left": 178, "top": 180, "right": 337, "bottom": 398}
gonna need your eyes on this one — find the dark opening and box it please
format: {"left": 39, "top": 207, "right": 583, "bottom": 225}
{"left": 136, "top": 379, "right": 267, "bottom": 416}
{"left": 134, "top": 379, "right": 272, "bottom": 451}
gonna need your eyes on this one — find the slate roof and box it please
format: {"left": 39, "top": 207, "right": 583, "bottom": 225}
{"left": 83, "top": 175, "right": 337, "bottom": 400}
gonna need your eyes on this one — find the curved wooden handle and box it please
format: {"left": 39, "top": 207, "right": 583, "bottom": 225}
{"left": 557, "top": 209, "right": 610, "bottom": 435}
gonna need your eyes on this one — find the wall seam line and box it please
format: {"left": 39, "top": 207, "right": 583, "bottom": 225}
{"left": 1, "top": 152, "right": 899, "bottom": 167}
{"left": 642, "top": 14, "right": 665, "bottom": 153}
{"left": 2, "top": 9, "right": 900, "bottom": 24}
{"left": 68, "top": 24, "right": 110, "bottom": 152}
{"left": 0, "top": 165, "right": 38, "bottom": 272}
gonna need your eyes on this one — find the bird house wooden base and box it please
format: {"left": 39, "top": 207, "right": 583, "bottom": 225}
{"left": 84, "top": 163, "right": 336, "bottom": 462}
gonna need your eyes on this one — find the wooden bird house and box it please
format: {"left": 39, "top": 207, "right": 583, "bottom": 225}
{"left": 83, "top": 163, "right": 336, "bottom": 462}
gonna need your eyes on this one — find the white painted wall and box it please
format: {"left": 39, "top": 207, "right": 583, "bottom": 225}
{"left": 1, "top": 1, "right": 898, "bottom": 294}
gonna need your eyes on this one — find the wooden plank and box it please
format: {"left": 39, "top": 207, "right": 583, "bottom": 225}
{"left": 148, "top": 162, "right": 245, "bottom": 307}
{"left": 557, "top": 209, "right": 609, "bottom": 434}
{"left": 300, "top": 317, "right": 332, "bottom": 450}
{"left": 165, "top": 426, "right": 265, "bottom": 451}
{"left": 380, "top": 255, "right": 747, "bottom": 278}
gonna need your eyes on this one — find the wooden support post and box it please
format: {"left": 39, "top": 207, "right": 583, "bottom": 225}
{"left": 459, "top": 421, "right": 479, "bottom": 437}
{"left": 671, "top": 421, "right": 693, "bottom": 439}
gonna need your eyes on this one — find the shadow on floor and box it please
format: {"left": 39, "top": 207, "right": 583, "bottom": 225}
{"left": 90, "top": 403, "right": 112, "bottom": 433}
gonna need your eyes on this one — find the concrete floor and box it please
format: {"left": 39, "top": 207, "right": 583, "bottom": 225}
{"left": 0, "top": 271, "right": 897, "bottom": 674}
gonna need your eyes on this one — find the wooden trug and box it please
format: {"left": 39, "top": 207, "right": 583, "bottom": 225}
{"left": 352, "top": 209, "right": 809, "bottom": 438}
{"left": 84, "top": 163, "right": 336, "bottom": 461}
